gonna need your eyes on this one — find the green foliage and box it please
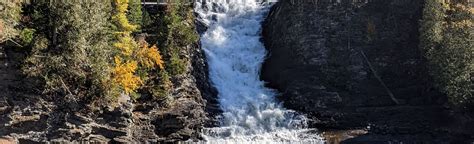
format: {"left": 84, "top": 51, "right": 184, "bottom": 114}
{"left": 127, "top": 0, "right": 143, "bottom": 31}
{"left": 420, "top": 1, "right": 473, "bottom": 108}
{"left": 18, "top": 0, "right": 198, "bottom": 105}
{"left": 168, "top": 50, "right": 187, "bottom": 76}
{"left": 165, "top": 3, "right": 199, "bottom": 45}
{"left": 158, "top": 0, "right": 198, "bottom": 76}
{"left": 112, "top": 0, "right": 167, "bottom": 100}
{"left": 0, "top": 0, "right": 22, "bottom": 43}
{"left": 150, "top": 71, "right": 173, "bottom": 101}
{"left": 142, "top": 10, "right": 153, "bottom": 29}
{"left": 19, "top": 28, "right": 35, "bottom": 44}
{"left": 420, "top": 0, "right": 445, "bottom": 53}
{"left": 23, "top": 1, "right": 115, "bottom": 100}
{"left": 126, "top": 0, "right": 200, "bottom": 103}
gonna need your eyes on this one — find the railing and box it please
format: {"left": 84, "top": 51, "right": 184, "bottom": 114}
{"left": 141, "top": 2, "right": 168, "bottom": 5}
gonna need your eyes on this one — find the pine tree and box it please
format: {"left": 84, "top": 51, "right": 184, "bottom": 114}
{"left": 127, "top": 0, "right": 143, "bottom": 31}
{"left": 420, "top": 0, "right": 445, "bottom": 55}
{"left": 160, "top": 0, "right": 197, "bottom": 76}
{"left": 420, "top": 1, "right": 473, "bottom": 108}
{"left": 23, "top": 1, "right": 114, "bottom": 99}
{"left": 0, "top": 0, "right": 22, "bottom": 43}
{"left": 439, "top": 3, "right": 473, "bottom": 107}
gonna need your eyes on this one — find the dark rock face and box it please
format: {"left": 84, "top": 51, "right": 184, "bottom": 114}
{"left": 0, "top": 36, "right": 217, "bottom": 142}
{"left": 263, "top": 0, "right": 432, "bottom": 111}
{"left": 262, "top": 0, "right": 474, "bottom": 142}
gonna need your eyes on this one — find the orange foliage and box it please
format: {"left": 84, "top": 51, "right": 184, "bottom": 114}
{"left": 137, "top": 44, "right": 165, "bottom": 69}
{"left": 112, "top": 0, "right": 141, "bottom": 95}
{"left": 113, "top": 57, "right": 142, "bottom": 94}
{"left": 111, "top": 0, "right": 166, "bottom": 97}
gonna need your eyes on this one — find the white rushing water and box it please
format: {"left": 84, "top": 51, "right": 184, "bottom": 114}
{"left": 195, "top": 0, "right": 324, "bottom": 143}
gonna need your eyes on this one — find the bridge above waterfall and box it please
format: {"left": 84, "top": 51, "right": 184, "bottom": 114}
{"left": 141, "top": 0, "right": 278, "bottom": 5}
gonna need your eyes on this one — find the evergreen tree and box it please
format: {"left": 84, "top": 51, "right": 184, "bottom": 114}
{"left": 160, "top": 0, "right": 198, "bottom": 76}
{"left": 127, "top": 0, "right": 143, "bottom": 31}
{"left": 420, "top": 1, "right": 473, "bottom": 109}
{"left": 420, "top": 0, "right": 445, "bottom": 55}
{"left": 0, "top": 0, "right": 22, "bottom": 43}
{"left": 23, "top": 1, "right": 114, "bottom": 99}
{"left": 439, "top": 3, "right": 473, "bottom": 107}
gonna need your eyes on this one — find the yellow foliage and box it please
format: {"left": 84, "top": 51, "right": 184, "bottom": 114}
{"left": 113, "top": 57, "right": 142, "bottom": 94}
{"left": 111, "top": 0, "right": 167, "bottom": 97}
{"left": 113, "top": 33, "right": 137, "bottom": 56}
{"left": 114, "top": 0, "right": 129, "bottom": 12}
{"left": 111, "top": 0, "right": 142, "bottom": 95}
{"left": 113, "top": 0, "right": 137, "bottom": 32}
{"left": 112, "top": 0, "right": 138, "bottom": 56}
{"left": 137, "top": 44, "right": 165, "bottom": 69}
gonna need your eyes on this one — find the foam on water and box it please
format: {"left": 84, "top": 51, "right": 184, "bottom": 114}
{"left": 195, "top": 0, "right": 324, "bottom": 143}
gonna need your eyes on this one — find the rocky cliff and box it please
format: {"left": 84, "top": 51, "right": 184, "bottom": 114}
{"left": 0, "top": 35, "right": 216, "bottom": 143}
{"left": 262, "top": 0, "right": 474, "bottom": 142}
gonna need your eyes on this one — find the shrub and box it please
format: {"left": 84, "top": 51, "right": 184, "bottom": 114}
{"left": 153, "top": 71, "right": 173, "bottom": 99}
{"left": 168, "top": 50, "right": 187, "bottom": 76}
{"left": 142, "top": 11, "right": 153, "bottom": 30}
{"left": 438, "top": 4, "right": 473, "bottom": 107}
{"left": 19, "top": 28, "right": 35, "bottom": 44}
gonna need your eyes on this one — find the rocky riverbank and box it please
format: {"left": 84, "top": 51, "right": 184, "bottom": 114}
{"left": 261, "top": 0, "right": 474, "bottom": 143}
{"left": 0, "top": 36, "right": 217, "bottom": 143}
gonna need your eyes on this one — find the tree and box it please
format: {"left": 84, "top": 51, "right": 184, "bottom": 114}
{"left": 112, "top": 0, "right": 142, "bottom": 97}
{"left": 438, "top": 4, "right": 473, "bottom": 107}
{"left": 127, "top": 0, "right": 143, "bottom": 31}
{"left": 420, "top": 1, "right": 473, "bottom": 109}
{"left": 0, "top": 0, "right": 22, "bottom": 43}
{"left": 112, "top": 0, "right": 165, "bottom": 99}
{"left": 159, "top": 0, "right": 197, "bottom": 76}
{"left": 420, "top": 0, "right": 445, "bottom": 55}
{"left": 23, "top": 1, "right": 114, "bottom": 100}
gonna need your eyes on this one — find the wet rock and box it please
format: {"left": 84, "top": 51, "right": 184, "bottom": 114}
{"left": 261, "top": 0, "right": 474, "bottom": 142}
{"left": 263, "top": 0, "right": 426, "bottom": 127}
{"left": 195, "top": 19, "right": 209, "bottom": 35}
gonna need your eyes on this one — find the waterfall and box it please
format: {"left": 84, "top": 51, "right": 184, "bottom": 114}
{"left": 195, "top": 0, "right": 324, "bottom": 143}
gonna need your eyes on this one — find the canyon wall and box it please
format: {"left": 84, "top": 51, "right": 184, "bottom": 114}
{"left": 261, "top": 0, "right": 473, "bottom": 142}
{"left": 0, "top": 22, "right": 217, "bottom": 143}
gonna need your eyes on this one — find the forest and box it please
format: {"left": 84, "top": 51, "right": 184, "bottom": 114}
{"left": 1, "top": 0, "right": 198, "bottom": 106}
